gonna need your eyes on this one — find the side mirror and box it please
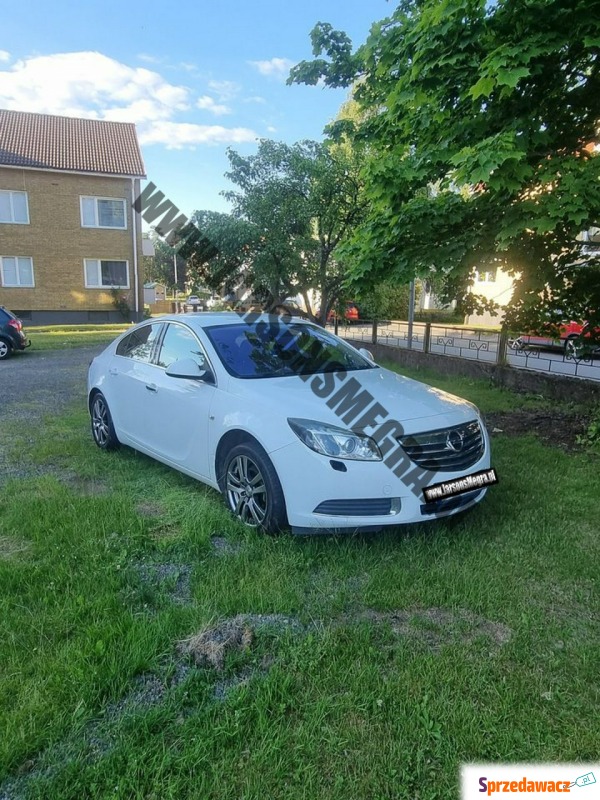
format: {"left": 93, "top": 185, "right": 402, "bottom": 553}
{"left": 358, "top": 347, "right": 376, "bottom": 363}
{"left": 166, "top": 357, "right": 214, "bottom": 383}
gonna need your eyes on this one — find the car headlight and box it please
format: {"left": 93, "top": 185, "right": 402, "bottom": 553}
{"left": 288, "top": 418, "right": 382, "bottom": 461}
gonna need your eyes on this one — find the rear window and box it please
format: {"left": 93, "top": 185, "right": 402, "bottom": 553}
{"left": 116, "top": 323, "right": 162, "bottom": 363}
{"left": 0, "top": 307, "right": 14, "bottom": 323}
{"left": 205, "top": 320, "right": 376, "bottom": 379}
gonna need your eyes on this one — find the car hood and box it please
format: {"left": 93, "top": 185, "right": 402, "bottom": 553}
{"left": 225, "top": 365, "right": 479, "bottom": 430}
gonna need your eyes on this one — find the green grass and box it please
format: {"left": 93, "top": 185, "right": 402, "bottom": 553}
{"left": 0, "top": 369, "right": 598, "bottom": 799}
{"left": 26, "top": 324, "right": 132, "bottom": 351}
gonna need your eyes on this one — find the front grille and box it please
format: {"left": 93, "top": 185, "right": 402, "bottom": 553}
{"left": 398, "top": 420, "right": 484, "bottom": 472}
{"left": 314, "top": 498, "right": 396, "bottom": 516}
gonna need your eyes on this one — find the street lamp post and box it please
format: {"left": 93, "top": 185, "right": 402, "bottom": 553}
{"left": 407, "top": 279, "right": 415, "bottom": 350}
{"left": 173, "top": 253, "right": 179, "bottom": 310}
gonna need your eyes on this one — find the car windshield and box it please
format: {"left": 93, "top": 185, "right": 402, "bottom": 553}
{"left": 205, "top": 320, "right": 377, "bottom": 379}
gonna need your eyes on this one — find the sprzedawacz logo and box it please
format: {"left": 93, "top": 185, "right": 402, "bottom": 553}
{"left": 461, "top": 765, "right": 599, "bottom": 799}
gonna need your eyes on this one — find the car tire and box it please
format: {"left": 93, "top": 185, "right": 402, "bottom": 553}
{"left": 0, "top": 338, "right": 13, "bottom": 360}
{"left": 90, "top": 392, "right": 120, "bottom": 451}
{"left": 220, "top": 442, "right": 288, "bottom": 534}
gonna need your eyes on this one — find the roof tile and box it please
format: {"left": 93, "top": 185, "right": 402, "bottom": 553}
{"left": 0, "top": 109, "right": 146, "bottom": 177}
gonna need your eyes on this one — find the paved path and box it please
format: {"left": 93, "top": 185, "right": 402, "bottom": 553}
{"left": 0, "top": 346, "right": 103, "bottom": 416}
{"left": 0, "top": 346, "right": 106, "bottom": 484}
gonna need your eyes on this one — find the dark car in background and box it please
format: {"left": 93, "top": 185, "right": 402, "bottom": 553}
{"left": 0, "top": 307, "right": 31, "bottom": 360}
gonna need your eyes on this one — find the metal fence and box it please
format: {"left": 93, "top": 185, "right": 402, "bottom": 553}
{"left": 330, "top": 319, "right": 600, "bottom": 383}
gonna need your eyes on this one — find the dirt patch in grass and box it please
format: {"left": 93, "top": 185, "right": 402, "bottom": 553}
{"left": 0, "top": 535, "right": 31, "bottom": 561}
{"left": 484, "top": 409, "right": 588, "bottom": 452}
{"left": 351, "top": 607, "right": 512, "bottom": 652}
{"left": 105, "top": 673, "right": 168, "bottom": 718}
{"left": 136, "top": 501, "right": 165, "bottom": 519}
{"left": 0, "top": 606, "right": 511, "bottom": 798}
{"left": 179, "top": 614, "right": 301, "bottom": 701}
{"left": 148, "top": 523, "right": 181, "bottom": 543}
{"left": 211, "top": 667, "right": 256, "bottom": 700}
{"left": 210, "top": 535, "right": 244, "bottom": 557}
{"left": 0, "top": 670, "right": 190, "bottom": 800}
{"left": 178, "top": 618, "right": 254, "bottom": 670}
{"left": 133, "top": 561, "right": 192, "bottom": 605}
{"left": 528, "top": 580, "right": 600, "bottom": 643}
{"left": 61, "top": 475, "right": 109, "bottom": 496}
{"left": 0, "top": 461, "right": 75, "bottom": 489}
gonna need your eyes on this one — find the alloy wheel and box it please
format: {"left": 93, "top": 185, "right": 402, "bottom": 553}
{"left": 226, "top": 454, "right": 268, "bottom": 526}
{"left": 0, "top": 341, "right": 10, "bottom": 359}
{"left": 92, "top": 396, "right": 110, "bottom": 447}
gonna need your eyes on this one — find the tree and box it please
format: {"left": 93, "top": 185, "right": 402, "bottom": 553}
{"left": 186, "top": 139, "right": 365, "bottom": 324}
{"left": 186, "top": 210, "right": 259, "bottom": 297}
{"left": 357, "top": 281, "right": 416, "bottom": 321}
{"left": 143, "top": 232, "right": 187, "bottom": 293}
{"left": 289, "top": 0, "right": 600, "bottom": 339}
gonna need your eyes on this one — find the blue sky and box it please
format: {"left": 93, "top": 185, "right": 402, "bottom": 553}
{"left": 0, "top": 0, "right": 392, "bottom": 218}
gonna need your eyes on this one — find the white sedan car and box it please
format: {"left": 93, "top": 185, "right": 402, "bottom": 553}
{"left": 88, "top": 313, "right": 493, "bottom": 534}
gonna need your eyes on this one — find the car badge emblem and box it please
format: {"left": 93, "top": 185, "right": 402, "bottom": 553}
{"left": 445, "top": 430, "right": 464, "bottom": 452}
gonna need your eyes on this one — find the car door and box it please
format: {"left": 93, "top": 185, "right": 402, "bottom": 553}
{"left": 146, "top": 321, "right": 217, "bottom": 478}
{"left": 107, "top": 321, "right": 165, "bottom": 445}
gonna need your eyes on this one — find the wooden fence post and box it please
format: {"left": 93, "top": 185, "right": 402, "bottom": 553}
{"left": 498, "top": 328, "right": 509, "bottom": 365}
{"left": 424, "top": 322, "right": 432, "bottom": 354}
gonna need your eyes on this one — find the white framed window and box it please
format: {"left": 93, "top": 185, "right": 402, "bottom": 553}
{"left": 0, "top": 256, "right": 35, "bottom": 287}
{"left": 84, "top": 259, "right": 129, "bottom": 289}
{"left": 80, "top": 196, "right": 127, "bottom": 229}
{"left": 0, "top": 191, "right": 30, "bottom": 224}
{"left": 475, "top": 267, "right": 497, "bottom": 283}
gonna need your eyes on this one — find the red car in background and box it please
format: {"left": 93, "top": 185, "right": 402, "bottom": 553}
{"left": 327, "top": 302, "right": 360, "bottom": 324}
{"left": 511, "top": 319, "right": 599, "bottom": 359}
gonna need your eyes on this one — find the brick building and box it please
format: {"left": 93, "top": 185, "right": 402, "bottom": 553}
{"left": 0, "top": 109, "right": 146, "bottom": 323}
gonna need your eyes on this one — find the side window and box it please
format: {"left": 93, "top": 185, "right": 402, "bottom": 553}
{"left": 116, "top": 323, "right": 162, "bottom": 363}
{"left": 157, "top": 324, "right": 206, "bottom": 369}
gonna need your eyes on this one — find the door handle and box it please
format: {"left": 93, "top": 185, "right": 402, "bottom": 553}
{"left": 145, "top": 384, "right": 158, "bottom": 393}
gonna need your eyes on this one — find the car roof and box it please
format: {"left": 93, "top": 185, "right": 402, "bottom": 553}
{"left": 147, "top": 312, "right": 314, "bottom": 330}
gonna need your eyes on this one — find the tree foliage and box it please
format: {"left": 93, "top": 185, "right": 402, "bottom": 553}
{"left": 186, "top": 210, "right": 258, "bottom": 296}
{"left": 143, "top": 232, "right": 187, "bottom": 292}
{"left": 355, "top": 280, "right": 416, "bottom": 321}
{"left": 186, "top": 139, "right": 365, "bottom": 324}
{"left": 290, "top": 0, "right": 600, "bottom": 336}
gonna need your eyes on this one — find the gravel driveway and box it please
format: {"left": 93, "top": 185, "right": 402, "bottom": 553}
{"left": 0, "top": 346, "right": 106, "bottom": 484}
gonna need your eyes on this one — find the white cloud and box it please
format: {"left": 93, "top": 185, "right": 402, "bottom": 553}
{"left": 0, "top": 51, "right": 10, "bottom": 63}
{"left": 138, "top": 121, "right": 256, "bottom": 149}
{"left": 266, "top": 125, "right": 277, "bottom": 133}
{"left": 248, "top": 57, "right": 294, "bottom": 80}
{"left": 197, "top": 95, "right": 231, "bottom": 116}
{"left": 207, "top": 79, "right": 240, "bottom": 100}
{"left": 137, "top": 53, "right": 164, "bottom": 64}
{"left": 0, "top": 51, "right": 258, "bottom": 149}
{"left": 244, "top": 95, "right": 266, "bottom": 104}
{"left": 0, "top": 52, "right": 188, "bottom": 120}
{"left": 179, "top": 62, "right": 199, "bottom": 73}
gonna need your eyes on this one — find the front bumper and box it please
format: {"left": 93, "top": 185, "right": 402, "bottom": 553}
{"left": 270, "top": 423, "right": 492, "bottom": 533}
